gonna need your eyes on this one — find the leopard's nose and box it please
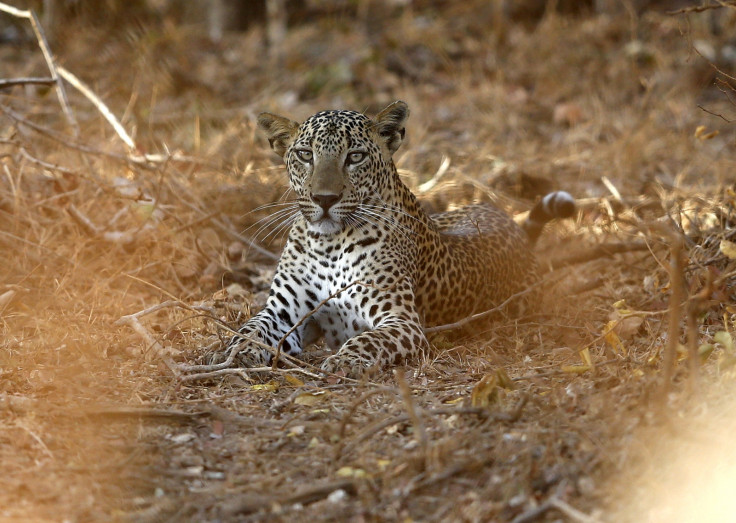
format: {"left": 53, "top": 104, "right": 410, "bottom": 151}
{"left": 311, "top": 193, "right": 340, "bottom": 211}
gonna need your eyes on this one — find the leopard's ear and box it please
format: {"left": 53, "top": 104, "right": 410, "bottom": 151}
{"left": 257, "top": 112, "right": 301, "bottom": 157}
{"left": 372, "top": 101, "right": 409, "bottom": 155}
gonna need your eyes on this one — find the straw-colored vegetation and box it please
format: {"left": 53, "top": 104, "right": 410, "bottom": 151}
{"left": 1, "top": 1, "right": 735, "bottom": 521}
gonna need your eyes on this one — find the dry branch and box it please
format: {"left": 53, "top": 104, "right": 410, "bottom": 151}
{"left": 659, "top": 229, "right": 685, "bottom": 408}
{"left": 57, "top": 66, "right": 137, "bottom": 150}
{"left": 0, "top": 2, "right": 79, "bottom": 134}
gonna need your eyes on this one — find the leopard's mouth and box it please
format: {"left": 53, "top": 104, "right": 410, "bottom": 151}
{"left": 308, "top": 216, "right": 345, "bottom": 235}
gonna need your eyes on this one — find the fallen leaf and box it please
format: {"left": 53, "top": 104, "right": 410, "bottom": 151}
{"left": 695, "top": 125, "right": 719, "bottom": 140}
{"left": 720, "top": 240, "right": 736, "bottom": 260}
{"left": 284, "top": 374, "right": 305, "bottom": 387}
{"left": 336, "top": 466, "right": 368, "bottom": 478}
{"left": 288, "top": 425, "right": 305, "bottom": 437}
{"left": 714, "top": 331, "right": 734, "bottom": 353}
{"left": 471, "top": 373, "right": 499, "bottom": 407}
{"left": 579, "top": 347, "right": 593, "bottom": 367}
{"left": 0, "top": 290, "right": 16, "bottom": 310}
{"left": 251, "top": 380, "right": 279, "bottom": 392}
{"left": 294, "top": 389, "right": 329, "bottom": 406}
{"left": 603, "top": 321, "right": 625, "bottom": 355}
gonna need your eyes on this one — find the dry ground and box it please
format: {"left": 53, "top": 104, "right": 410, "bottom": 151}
{"left": 1, "top": 3, "right": 736, "bottom": 522}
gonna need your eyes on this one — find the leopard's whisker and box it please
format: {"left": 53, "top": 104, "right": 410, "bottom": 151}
{"left": 248, "top": 206, "right": 300, "bottom": 240}
{"left": 259, "top": 210, "right": 299, "bottom": 244}
{"left": 357, "top": 204, "right": 414, "bottom": 233}
{"left": 354, "top": 208, "right": 411, "bottom": 241}
{"left": 239, "top": 199, "right": 298, "bottom": 220}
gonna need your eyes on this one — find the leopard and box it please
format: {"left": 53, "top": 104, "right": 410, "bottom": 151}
{"left": 210, "top": 101, "right": 575, "bottom": 376}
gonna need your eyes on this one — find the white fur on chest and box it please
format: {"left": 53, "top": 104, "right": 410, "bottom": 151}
{"left": 293, "top": 230, "right": 385, "bottom": 347}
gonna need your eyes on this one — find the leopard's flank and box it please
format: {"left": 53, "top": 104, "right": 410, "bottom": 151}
{"left": 211, "top": 101, "right": 575, "bottom": 375}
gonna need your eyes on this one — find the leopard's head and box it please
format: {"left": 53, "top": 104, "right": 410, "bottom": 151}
{"left": 257, "top": 101, "right": 409, "bottom": 236}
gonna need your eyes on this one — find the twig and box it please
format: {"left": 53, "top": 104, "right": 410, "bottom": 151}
{"left": 548, "top": 496, "right": 601, "bottom": 523}
{"left": 177, "top": 366, "right": 322, "bottom": 383}
{"left": 67, "top": 203, "right": 139, "bottom": 245}
{"left": 0, "top": 103, "right": 149, "bottom": 167}
{"left": 340, "top": 396, "right": 527, "bottom": 458}
{"left": 0, "top": 76, "right": 55, "bottom": 89}
{"left": 548, "top": 241, "right": 649, "bottom": 269}
{"left": 333, "top": 386, "right": 397, "bottom": 459}
{"left": 116, "top": 313, "right": 180, "bottom": 376}
{"left": 114, "top": 300, "right": 207, "bottom": 377}
{"left": 272, "top": 277, "right": 407, "bottom": 368}
{"left": 668, "top": 1, "right": 736, "bottom": 14}
{"left": 511, "top": 480, "right": 600, "bottom": 523}
{"left": 14, "top": 422, "right": 55, "bottom": 461}
{"left": 18, "top": 146, "right": 81, "bottom": 177}
{"left": 220, "top": 479, "right": 358, "bottom": 516}
{"left": 170, "top": 190, "right": 278, "bottom": 261}
{"left": 57, "top": 66, "right": 137, "bottom": 151}
{"left": 395, "top": 368, "right": 429, "bottom": 468}
{"left": 79, "top": 406, "right": 209, "bottom": 421}
{"left": 697, "top": 104, "right": 735, "bottom": 123}
{"left": 425, "top": 275, "right": 558, "bottom": 334}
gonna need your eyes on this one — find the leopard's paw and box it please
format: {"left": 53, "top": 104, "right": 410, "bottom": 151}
{"left": 207, "top": 338, "right": 272, "bottom": 368}
{"left": 320, "top": 351, "right": 375, "bottom": 378}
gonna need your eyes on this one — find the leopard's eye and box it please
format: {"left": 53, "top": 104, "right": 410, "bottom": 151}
{"left": 346, "top": 151, "right": 366, "bottom": 166}
{"left": 295, "top": 149, "right": 313, "bottom": 163}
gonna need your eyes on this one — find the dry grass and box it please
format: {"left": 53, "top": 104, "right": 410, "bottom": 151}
{"left": 1, "top": 3, "right": 735, "bottom": 521}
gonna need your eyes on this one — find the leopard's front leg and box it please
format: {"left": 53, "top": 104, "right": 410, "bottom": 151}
{"left": 208, "top": 245, "right": 313, "bottom": 367}
{"left": 212, "top": 309, "right": 299, "bottom": 368}
{"left": 321, "top": 316, "right": 428, "bottom": 376}
{"left": 320, "top": 279, "right": 429, "bottom": 376}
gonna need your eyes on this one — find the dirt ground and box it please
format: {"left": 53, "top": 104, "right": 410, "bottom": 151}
{"left": 1, "top": 2, "right": 736, "bottom": 522}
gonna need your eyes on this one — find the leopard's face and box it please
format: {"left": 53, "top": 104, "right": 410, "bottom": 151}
{"left": 258, "top": 102, "right": 409, "bottom": 236}
{"left": 287, "top": 110, "right": 389, "bottom": 235}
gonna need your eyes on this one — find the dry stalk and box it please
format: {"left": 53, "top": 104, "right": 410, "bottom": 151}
{"left": 685, "top": 268, "right": 714, "bottom": 395}
{"left": 394, "top": 368, "right": 429, "bottom": 469}
{"left": 658, "top": 227, "right": 685, "bottom": 409}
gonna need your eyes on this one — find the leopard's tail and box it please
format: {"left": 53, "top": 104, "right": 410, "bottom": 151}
{"left": 522, "top": 191, "right": 576, "bottom": 245}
